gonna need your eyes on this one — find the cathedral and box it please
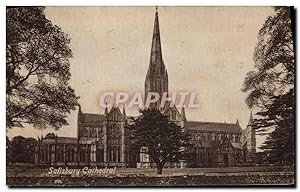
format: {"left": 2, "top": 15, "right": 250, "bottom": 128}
{"left": 34, "top": 9, "right": 256, "bottom": 168}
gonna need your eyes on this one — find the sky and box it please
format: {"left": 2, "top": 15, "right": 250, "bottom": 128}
{"left": 7, "top": 6, "right": 275, "bottom": 150}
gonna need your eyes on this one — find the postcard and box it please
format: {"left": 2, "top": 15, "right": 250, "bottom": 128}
{"left": 6, "top": 6, "right": 295, "bottom": 187}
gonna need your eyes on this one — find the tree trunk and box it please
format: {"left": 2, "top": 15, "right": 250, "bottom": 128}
{"left": 156, "top": 163, "right": 163, "bottom": 174}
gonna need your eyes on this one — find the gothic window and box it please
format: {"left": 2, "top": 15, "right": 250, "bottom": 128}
{"left": 108, "top": 149, "right": 111, "bottom": 162}
{"left": 112, "top": 149, "right": 115, "bottom": 162}
{"left": 40, "top": 149, "right": 44, "bottom": 161}
{"left": 110, "top": 125, "right": 114, "bottom": 135}
{"left": 66, "top": 149, "right": 69, "bottom": 162}
{"left": 67, "top": 149, "right": 71, "bottom": 162}
{"left": 117, "top": 148, "right": 121, "bottom": 162}
{"left": 44, "top": 148, "right": 48, "bottom": 161}
{"left": 96, "top": 148, "right": 101, "bottom": 162}
{"left": 62, "top": 147, "right": 65, "bottom": 162}
{"left": 56, "top": 147, "right": 60, "bottom": 162}
{"left": 100, "top": 149, "right": 104, "bottom": 162}
{"left": 69, "top": 149, "right": 72, "bottom": 162}
{"left": 42, "top": 149, "right": 45, "bottom": 161}
{"left": 57, "top": 146, "right": 64, "bottom": 162}
{"left": 79, "top": 150, "right": 84, "bottom": 162}
{"left": 158, "top": 80, "right": 161, "bottom": 93}
{"left": 98, "top": 128, "right": 102, "bottom": 137}
{"left": 71, "top": 149, "right": 74, "bottom": 162}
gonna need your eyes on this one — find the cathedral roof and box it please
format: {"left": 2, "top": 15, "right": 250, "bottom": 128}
{"left": 56, "top": 137, "right": 78, "bottom": 144}
{"left": 41, "top": 137, "right": 77, "bottom": 144}
{"left": 186, "top": 121, "right": 242, "bottom": 134}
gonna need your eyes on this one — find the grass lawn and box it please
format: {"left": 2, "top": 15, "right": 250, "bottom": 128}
{"left": 7, "top": 165, "right": 295, "bottom": 186}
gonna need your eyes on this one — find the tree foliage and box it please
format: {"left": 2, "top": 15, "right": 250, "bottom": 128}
{"left": 6, "top": 7, "right": 79, "bottom": 129}
{"left": 127, "top": 108, "right": 191, "bottom": 174}
{"left": 257, "top": 89, "right": 294, "bottom": 165}
{"left": 242, "top": 7, "right": 294, "bottom": 165}
{"left": 242, "top": 7, "right": 294, "bottom": 108}
{"left": 8, "top": 136, "right": 37, "bottom": 163}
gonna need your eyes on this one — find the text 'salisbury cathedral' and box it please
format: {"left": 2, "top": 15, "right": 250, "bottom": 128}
{"left": 35, "top": 9, "right": 256, "bottom": 168}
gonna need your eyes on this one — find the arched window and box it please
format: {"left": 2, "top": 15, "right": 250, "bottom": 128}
{"left": 71, "top": 149, "right": 74, "bottom": 162}
{"left": 40, "top": 149, "right": 44, "bottom": 161}
{"left": 79, "top": 150, "right": 84, "bottom": 162}
{"left": 111, "top": 149, "right": 115, "bottom": 162}
{"left": 117, "top": 148, "right": 121, "bottom": 162}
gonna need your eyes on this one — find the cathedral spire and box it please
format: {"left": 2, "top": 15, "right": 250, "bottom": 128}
{"left": 147, "top": 6, "right": 165, "bottom": 77}
{"left": 145, "top": 7, "right": 169, "bottom": 108}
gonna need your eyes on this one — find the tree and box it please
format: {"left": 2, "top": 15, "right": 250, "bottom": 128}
{"left": 10, "top": 136, "right": 37, "bottom": 163}
{"left": 6, "top": 7, "right": 79, "bottom": 129}
{"left": 242, "top": 7, "right": 294, "bottom": 165}
{"left": 257, "top": 89, "right": 294, "bottom": 165}
{"left": 127, "top": 108, "right": 191, "bottom": 174}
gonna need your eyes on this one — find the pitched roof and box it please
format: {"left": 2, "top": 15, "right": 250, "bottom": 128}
{"left": 186, "top": 121, "right": 242, "bottom": 134}
{"left": 56, "top": 137, "right": 78, "bottom": 144}
{"left": 41, "top": 137, "right": 78, "bottom": 144}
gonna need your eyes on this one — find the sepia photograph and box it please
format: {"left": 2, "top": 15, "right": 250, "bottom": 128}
{"left": 5, "top": 6, "right": 295, "bottom": 187}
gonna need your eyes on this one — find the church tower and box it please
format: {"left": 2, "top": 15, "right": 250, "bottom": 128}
{"left": 144, "top": 8, "right": 168, "bottom": 108}
{"left": 242, "top": 111, "right": 256, "bottom": 163}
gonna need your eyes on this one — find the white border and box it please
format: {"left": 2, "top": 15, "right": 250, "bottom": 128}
{"left": 0, "top": 0, "right": 298, "bottom": 191}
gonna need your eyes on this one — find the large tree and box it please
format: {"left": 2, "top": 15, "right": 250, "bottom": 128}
{"left": 242, "top": 7, "right": 294, "bottom": 165}
{"left": 9, "top": 136, "right": 37, "bottom": 163}
{"left": 6, "top": 7, "right": 79, "bottom": 129}
{"left": 127, "top": 108, "right": 191, "bottom": 174}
